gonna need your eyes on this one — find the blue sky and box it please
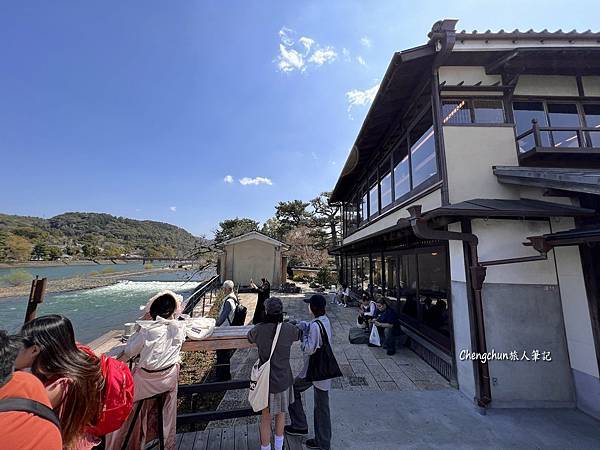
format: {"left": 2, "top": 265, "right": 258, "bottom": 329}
{"left": 0, "top": 1, "right": 597, "bottom": 237}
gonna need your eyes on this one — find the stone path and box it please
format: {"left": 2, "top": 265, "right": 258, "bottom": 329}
{"left": 208, "top": 290, "right": 450, "bottom": 430}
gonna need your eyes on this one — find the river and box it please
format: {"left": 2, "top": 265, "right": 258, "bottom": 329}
{"left": 0, "top": 269, "right": 214, "bottom": 342}
{"left": 0, "top": 262, "right": 171, "bottom": 286}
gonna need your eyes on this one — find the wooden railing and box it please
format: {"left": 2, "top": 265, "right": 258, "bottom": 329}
{"left": 516, "top": 118, "right": 600, "bottom": 154}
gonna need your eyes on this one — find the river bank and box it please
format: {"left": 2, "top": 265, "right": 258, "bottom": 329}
{"left": 0, "top": 259, "right": 158, "bottom": 269}
{"left": 0, "top": 267, "right": 177, "bottom": 299}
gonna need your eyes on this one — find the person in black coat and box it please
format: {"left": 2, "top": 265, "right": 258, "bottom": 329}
{"left": 250, "top": 278, "right": 271, "bottom": 324}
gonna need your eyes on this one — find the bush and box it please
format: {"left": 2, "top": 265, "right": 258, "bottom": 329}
{"left": 1, "top": 270, "right": 33, "bottom": 286}
{"left": 316, "top": 267, "right": 336, "bottom": 287}
{"left": 144, "top": 263, "right": 154, "bottom": 270}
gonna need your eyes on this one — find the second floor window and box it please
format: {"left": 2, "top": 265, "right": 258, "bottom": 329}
{"left": 380, "top": 161, "right": 392, "bottom": 209}
{"left": 442, "top": 98, "right": 505, "bottom": 125}
{"left": 393, "top": 149, "right": 410, "bottom": 199}
{"left": 369, "top": 182, "right": 379, "bottom": 217}
{"left": 584, "top": 104, "right": 600, "bottom": 147}
{"left": 410, "top": 126, "right": 437, "bottom": 188}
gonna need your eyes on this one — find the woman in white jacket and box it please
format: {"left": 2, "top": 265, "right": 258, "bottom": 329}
{"left": 106, "top": 290, "right": 212, "bottom": 450}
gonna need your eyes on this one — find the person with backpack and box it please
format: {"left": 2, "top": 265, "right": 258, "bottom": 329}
{"left": 285, "top": 294, "right": 339, "bottom": 450}
{"left": 215, "top": 279, "right": 246, "bottom": 381}
{"left": 14, "top": 315, "right": 106, "bottom": 449}
{"left": 105, "top": 290, "right": 189, "bottom": 449}
{"left": 247, "top": 297, "right": 301, "bottom": 450}
{"left": 0, "top": 329, "right": 63, "bottom": 450}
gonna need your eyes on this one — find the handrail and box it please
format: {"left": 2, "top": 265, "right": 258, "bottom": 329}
{"left": 517, "top": 119, "right": 600, "bottom": 151}
{"left": 181, "top": 275, "right": 220, "bottom": 316}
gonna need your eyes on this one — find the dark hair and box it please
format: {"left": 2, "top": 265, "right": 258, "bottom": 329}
{"left": 310, "top": 304, "right": 326, "bottom": 318}
{"left": 20, "top": 315, "right": 104, "bottom": 448}
{"left": 0, "top": 330, "right": 20, "bottom": 388}
{"left": 150, "top": 293, "right": 177, "bottom": 319}
{"left": 264, "top": 313, "right": 284, "bottom": 323}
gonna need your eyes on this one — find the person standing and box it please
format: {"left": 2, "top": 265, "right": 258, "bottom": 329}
{"left": 250, "top": 278, "right": 271, "bottom": 325}
{"left": 247, "top": 297, "right": 301, "bottom": 450}
{"left": 285, "top": 294, "right": 333, "bottom": 450}
{"left": 215, "top": 280, "right": 238, "bottom": 381}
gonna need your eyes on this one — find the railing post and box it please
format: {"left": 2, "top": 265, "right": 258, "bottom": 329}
{"left": 531, "top": 119, "right": 541, "bottom": 147}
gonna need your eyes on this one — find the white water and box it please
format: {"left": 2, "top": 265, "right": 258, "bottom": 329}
{"left": 0, "top": 278, "right": 207, "bottom": 342}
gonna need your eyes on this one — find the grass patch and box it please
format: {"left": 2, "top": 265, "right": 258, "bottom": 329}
{"left": 100, "top": 267, "right": 116, "bottom": 274}
{"left": 144, "top": 263, "right": 154, "bottom": 270}
{"left": 0, "top": 270, "right": 33, "bottom": 287}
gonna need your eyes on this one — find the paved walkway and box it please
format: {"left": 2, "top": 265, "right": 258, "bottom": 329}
{"left": 204, "top": 291, "right": 600, "bottom": 449}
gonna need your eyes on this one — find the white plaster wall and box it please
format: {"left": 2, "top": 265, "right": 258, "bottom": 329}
{"left": 226, "top": 239, "right": 279, "bottom": 288}
{"left": 343, "top": 188, "right": 442, "bottom": 245}
{"left": 443, "top": 126, "right": 521, "bottom": 204}
{"left": 582, "top": 76, "right": 600, "bottom": 96}
{"left": 448, "top": 223, "right": 477, "bottom": 399}
{"left": 550, "top": 217, "right": 599, "bottom": 378}
{"left": 438, "top": 66, "right": 502, "bottom": 86}
{"left": 472, "top": 219, "right": 558, "bottom": 285}
{"left": 514, "top": 75, "right": 579, "bottom": 96}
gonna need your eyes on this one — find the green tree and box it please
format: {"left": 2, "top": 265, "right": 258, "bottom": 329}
{"left": 214, "top": 218, "right": 259, "bottom": 243}
{"left": 82, "top": 243, "right": 100, "bottom": 259}
{"left": 309, "top": 192, "right": 342, "bottom": 249}
{"left": 47, "top": 246, "right": 63, "bottom": 260}
{"left": 32, "top": 242, "right": 49, "bottom": 260}
{"left": 261, "top": 217, "right": 286, "bottom": 242}
{"left": 5, "top": 234, "right": 32, "bottom": 261}
{"left": 275, "top": 200, "right": 311, "bottom": 235}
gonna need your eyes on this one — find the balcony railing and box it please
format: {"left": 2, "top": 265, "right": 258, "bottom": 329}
{"left": 516, "top": 119, "right": 600, "bottom": 166}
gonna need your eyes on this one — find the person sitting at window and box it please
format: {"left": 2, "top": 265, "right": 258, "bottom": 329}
{"left": 372, "top": 299, "right": 400, "bottom": 356}
{"left": 0, "top": 329, "right": 63, "bottom": 450}
{"left": 15, "top": 315, "right": 104, "bottom": 449}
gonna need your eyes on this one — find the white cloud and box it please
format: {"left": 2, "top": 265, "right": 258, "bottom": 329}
{"left": 223, "top": 175, "right": 234, "bottom": 184}
{"left": 278, "top": 44, "right": 305, "bottom": 73}
{"left": 239, "top": 176, "right": 273, "bottom": 186}
{"left": 342, "top": 47, "right": 351, "bottom": 61}
{"left": 361, "top": 36, "right": 372, "bottom": 48}
{"left": 276, "top": 27, "right": 338, "bottom": 73}
{"left": 169, "top": 206, "right": 177, "bottom": 212}
{"left": 299, "top": 36, "right": 315, "bottom": 54}
{"left": 346, "top": 83, "right": 380, "bottom": 113}
{"left": 356, "top": 56, "right": 367, "bottom": 66}
{"left": 308, "top": 47, "right": 337, "bottom": 66}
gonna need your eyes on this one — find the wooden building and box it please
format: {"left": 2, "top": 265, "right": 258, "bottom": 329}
{"left": 217, "top": 231, "right": 287, "bottom": 289}
{"left": 330, "top": 19, "right": 600, "bottom": 418}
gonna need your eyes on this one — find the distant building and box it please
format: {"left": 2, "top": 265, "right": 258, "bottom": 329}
{"left": 217, "top": 232, "right": 288, "bottom": 289}
{"left": 330, "top": 19, "right": 600, "bottom": 418}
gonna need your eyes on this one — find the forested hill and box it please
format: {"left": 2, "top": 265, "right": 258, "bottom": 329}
{"left": 0, "top": 212, "right": 203, "bottom": 261}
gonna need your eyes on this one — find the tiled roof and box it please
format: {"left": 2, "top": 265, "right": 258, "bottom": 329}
{"left": 456, "top": 28, "right": 600, "bottom": 40}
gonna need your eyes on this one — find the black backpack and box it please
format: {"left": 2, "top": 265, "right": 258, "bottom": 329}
{"left": 0, "top": 397, "right": 61, "bottom": 430}
{"left": 226, "top": 295, "right": 247, "bottom": 326}
{"left": 306, "top": 320, "right": 343, "bottom": 382}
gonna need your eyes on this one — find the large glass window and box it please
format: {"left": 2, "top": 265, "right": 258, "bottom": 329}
{"left": 371, "top": 254, "right": 383, "bottom": 294}
{"left": 583, "top": 104, "right": 600, "bottom": 147}
{"left": 361, "top": 256, "right": 370, "bottom": 291}
{"left": 513, "top": 101, "right": 550, "bottom": 151}
{"left": 442, "top": 98, "right": 505, "bottom": 124}
{"left": 384, "top": 254, "right": 397, "bottom": 300}
{"left": 410, "top": 126, "right": 437, "bottom": 188}
{"left": 418, "top": 251, "right": 450, "bottom": 337}
{"left": 398, "top": 254, "right": 418, "bottom": 319}
{"left": 547, "top": 103, "right": 581, "bottom": 148}
{"left": 369, "top": 182, "right": 379, "bottom": 217}
{"left": 380, "top": 160, "right": 392, "bottom": 209}
{"left": 352, "top": 257, "right": 360, "bottom": 290}
{"left": 360, "top": 192, "right": 367, "bottom": 223}
{"left": 393, "top": 149, "right": 410, "bottom": 199}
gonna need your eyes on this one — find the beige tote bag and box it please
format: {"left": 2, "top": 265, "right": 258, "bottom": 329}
{"left": 248, "top": 323, "right": 282, "bottom": 412}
